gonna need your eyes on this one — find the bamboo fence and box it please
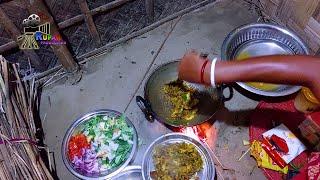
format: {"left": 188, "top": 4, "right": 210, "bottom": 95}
{"left": 256, "top": 0, "right": 320, "bottom": 54}
{"left": 0, "top": 56, "right": 53, "bottom": 179}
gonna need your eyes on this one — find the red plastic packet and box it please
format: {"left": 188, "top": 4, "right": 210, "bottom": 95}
{"left": 261, "top": 137, "right": 287, "bottom": 168}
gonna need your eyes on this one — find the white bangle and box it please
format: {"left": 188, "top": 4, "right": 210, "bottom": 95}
{"left": 210, "top": 58, "right": 217, "bottom": 88}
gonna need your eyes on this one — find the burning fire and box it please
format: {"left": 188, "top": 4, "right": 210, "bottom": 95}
{"left": 171, "top": 122, "right": 217, "bottom": 149}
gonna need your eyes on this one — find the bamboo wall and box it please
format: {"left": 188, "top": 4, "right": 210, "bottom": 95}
{"left": 0, "top": 0, "right": 212, "bottom": 75}
{"left": 258, "top": 0, "right": 320, "bottom": 54}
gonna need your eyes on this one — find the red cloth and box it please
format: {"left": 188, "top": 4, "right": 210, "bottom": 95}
{"left": 250, "top": 100, "right": 309, "bottom": 180}
{"left": 310, "top": 112, "right": 320, "bottom": 125}
{"left": 308, "top": 152, "right": 320, "bottom": 180}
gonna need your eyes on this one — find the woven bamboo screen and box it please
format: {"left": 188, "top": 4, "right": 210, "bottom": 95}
{"left": 258, "top": 0, "right": 320, "bottom": 54}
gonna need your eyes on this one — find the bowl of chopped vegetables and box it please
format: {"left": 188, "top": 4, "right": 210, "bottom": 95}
{"left": 142, "top": 133, "right": 215, "bottom": 180}
{"left": 62, "top": 109, "right": 138, "bottom": 179}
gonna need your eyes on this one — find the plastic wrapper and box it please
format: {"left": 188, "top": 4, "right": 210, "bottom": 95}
{"left": 250, "top": 140, "right": 288, "bottom": 174}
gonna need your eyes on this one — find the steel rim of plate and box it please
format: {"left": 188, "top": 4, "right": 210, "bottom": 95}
{"left": 221, "top": 23, "right": 309, "bottom": 97}
{"left": 110, "top": 165, "right": 142, "bottom": 179}
{"left": 142, "top": 133, "right": 215, "bottom": 180}
{"left": 61, "top": 109, "right": 138, "bottom": 180}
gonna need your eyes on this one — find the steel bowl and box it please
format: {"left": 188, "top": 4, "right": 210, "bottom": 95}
{"left": 142, "top": 133, "right": 215, "bottom": 180}
{"left": 221, "top": 23, "right": 309, "bottom": 97}
{"left": 61, "top": 109, "right": 138, "bottom": 179}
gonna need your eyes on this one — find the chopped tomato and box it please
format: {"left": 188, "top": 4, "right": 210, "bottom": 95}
{"left": 68, "top": 134, "right": 90, "bottom": 160}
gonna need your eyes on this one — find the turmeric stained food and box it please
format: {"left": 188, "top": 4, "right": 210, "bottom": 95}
{"left": 151, "top": 143, "right": 203, "bottom": 180}
{"left": 163, "top": 80, "right": 199, "bottom": 120}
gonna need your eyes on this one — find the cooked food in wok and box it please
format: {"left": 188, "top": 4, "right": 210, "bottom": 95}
{"left": 163, "top": 80, "right": 199, "bottom": 121}
{"left": 151, "top": 142, "right": 203, "bottom": 180}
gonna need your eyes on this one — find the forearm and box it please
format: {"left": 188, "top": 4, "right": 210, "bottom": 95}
{"left": 211, "top": 55, "right": 320, "bottom": 99}
{"left": 215, "top": 56, "right": 314, "bottom": 84}
{"left": 178, "top": 51, "right": 320, "bottom": 99}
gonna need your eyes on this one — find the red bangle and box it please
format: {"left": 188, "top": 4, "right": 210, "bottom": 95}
{"left": 200, "top": 60, "right": 209, "bottom": 84}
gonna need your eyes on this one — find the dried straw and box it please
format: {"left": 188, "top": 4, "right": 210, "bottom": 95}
{"left": 0, "top": 56, "right": 53, "bottom": 180}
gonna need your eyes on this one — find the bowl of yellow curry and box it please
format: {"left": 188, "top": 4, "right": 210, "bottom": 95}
{"left": 221, "top": 23, "right": 309, "bottom": 97}
{"left": 142, "top": 133, "right": 215, "bottom": 180}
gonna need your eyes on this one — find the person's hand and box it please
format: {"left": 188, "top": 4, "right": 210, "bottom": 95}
{"left": 178, "top": 50, "right": 209, "bottom": 84}
{"left": 307, "top": 74, "right": 320, "bottom": 101}
{"left": 311, "top": 85, "right": 320, "bottom": 101}
{"left": 179, "top": 50, "right": 320, "bottom": 101}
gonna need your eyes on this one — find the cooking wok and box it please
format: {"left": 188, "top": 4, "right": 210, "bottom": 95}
{"left": 136, "top": 60, "right": 232, "bottom": 127}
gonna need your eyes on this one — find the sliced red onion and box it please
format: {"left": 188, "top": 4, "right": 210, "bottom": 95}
{"left": 72, "top": 147, "right": 100, "bottom": 174}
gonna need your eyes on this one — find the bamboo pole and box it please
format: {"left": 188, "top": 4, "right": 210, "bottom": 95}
{"left": 77, "top": 0, "right": 101, "bottom": 46}
{"left": 0, "top": 41, "right": 17, "bottom": 54}
{"left": 145, "top": 0, "right": 155, "bottom": 21}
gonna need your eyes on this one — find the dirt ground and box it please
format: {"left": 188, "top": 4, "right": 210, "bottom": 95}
{"left": 40, "top": 0, "right": 267, "bottom": 179}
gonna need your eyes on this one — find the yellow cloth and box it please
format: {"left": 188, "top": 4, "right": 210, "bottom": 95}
{"left": 250, "top": 140, "right": 288, "bottom": 174}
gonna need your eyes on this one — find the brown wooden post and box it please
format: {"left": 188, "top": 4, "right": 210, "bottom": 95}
{"left": 145, "top": 0, "right": 154, "bottom": 22}
{"left": 77, "top": 0, "right": 101, "bottom": 46}
{"left": 0, "top": 7, "right": 45, "bottom": 71}
{"left": 23, "top": 0, "right": 78, "bottom": 72}
{"left": 0, "top": 41, "right": 17, "bottom": 53}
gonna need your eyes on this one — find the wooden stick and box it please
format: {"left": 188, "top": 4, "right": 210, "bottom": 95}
{"left": 59, "top": 0, "right": 132, "bottom": 29}
{"left": 237, "top": 147, "right": 251, "bottom": 161}
{"left": 0, "top": 41, "right": 17, "bottom": 54}
{"left": 145, "top": 0, "right": 155, "bottom": 21}
{"left": 90, "top": 0, "right": 132, "bottom": 16}
{"left": 77, "top": 0, "right": 101, "bottom": 46}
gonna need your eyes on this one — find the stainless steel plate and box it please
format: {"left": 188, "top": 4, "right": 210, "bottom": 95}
{"left": 61, "top": 109, "right": 138, "bottom": 180}
{"left": 235, "top": 41, "right": 293, "bottom": 58}
{"left": 221, "top": 23, "right": 309, "bottom": 97}
{"left": 142, "top": 133, "right": 215, "bottom": 180}
{"left": 111, "top": 166, "right": 142, "bottom": 180}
